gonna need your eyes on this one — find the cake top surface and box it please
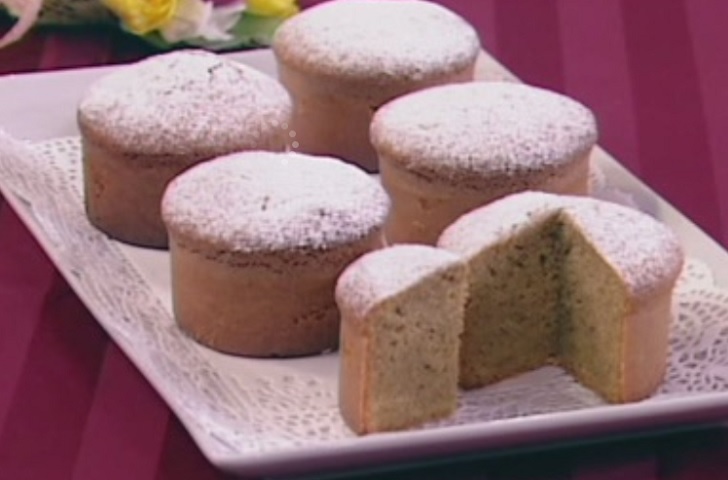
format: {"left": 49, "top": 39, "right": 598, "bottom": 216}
{"left": 162, "top": 151, "right": 389, "bottom": 253}
{"left": 273, "top": 0, "right": 480, "bottom": 84}
{"left": 438, "top": 192, "right": 684, "bottom": 297}
{"left": 371, "top": 82, "right": 597, "bottom": 187}
{"left": 336, "top": 244, "right": 464, "bottom": 318}
{"left": 78, "top": 50, "right": 291, "bottom": 157}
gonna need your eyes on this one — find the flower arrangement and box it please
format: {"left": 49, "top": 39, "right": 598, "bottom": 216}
{"left": 0, "top": 0, "right": 299, "bottom": 50}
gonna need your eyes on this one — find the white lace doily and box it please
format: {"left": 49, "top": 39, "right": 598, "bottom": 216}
{"left": 1, "top": 135, "right": 727, "bottom": 456}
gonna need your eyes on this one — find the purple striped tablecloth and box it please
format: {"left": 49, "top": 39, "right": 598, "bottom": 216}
{"left": 1, "top": 1, "right": 727, "bottom": 479}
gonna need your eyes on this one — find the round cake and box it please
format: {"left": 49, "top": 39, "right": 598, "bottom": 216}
{"left": 336, "top": 244, "right": 467, "bottom": 434}
{"left": 437, "top": 191, "right": 684, "bottom": 403}
{"left": 371, "top": 81, "right": 598, "bottom": 245}
{"left": 272, "top": 0, "right": 481, "bottom": 171}
{"left": 78, "top": 49, "right": 292, "bottom": 248}
{"left": 161, "top": 150, "right": 390, "bottom": 357}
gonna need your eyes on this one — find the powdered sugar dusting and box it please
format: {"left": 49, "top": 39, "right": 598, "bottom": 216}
{"left": 439, "top": 192, "right": 684, "bottom": 297}
{"left": 78, "top": 50, "right": 291, "bottom": 156}
{"left": 162, "top": 151, "right": 390, "bottom": 252}
{"left": 438, "top": 192, "right": 562, "bottom": 257}
{"left": 336, "top": 244, "right": 464, "bottom": 319}
{"left": 371, "top": 82, "right": 597, "bottom": 187}
{"left": 566, "top": 199, "right": 684, "bottom": 297}
{"left": 274, "top": 0, "right": 480, "bottom": 84}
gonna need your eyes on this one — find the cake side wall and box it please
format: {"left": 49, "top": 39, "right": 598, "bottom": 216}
{"left": 620, "top": 290, "right": 674, "bottom": 402}
{"left": 81, "top": 135, "right": 188, "bottom": 248}
{"left": 168, "top": 239, "right": 341, "bottom": 357}
{"left": 337, "top": 311, "right": 370, "bottom": 434}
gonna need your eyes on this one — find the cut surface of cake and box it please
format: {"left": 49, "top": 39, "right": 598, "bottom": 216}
{"left": 335, "top": 244, "right": 467, "bottom": 434}
{"left": 438, "top": 192, "right": 684, "bottom": 403}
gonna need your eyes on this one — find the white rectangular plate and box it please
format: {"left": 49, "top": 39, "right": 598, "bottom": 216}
{"left": 2, "top": 49, "right": 728, "bottom": 478}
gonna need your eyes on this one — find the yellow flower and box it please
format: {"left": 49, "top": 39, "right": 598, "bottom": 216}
{"left": 101, "top": 0, "right": 179, "bottom": 35}
{"left": 247, "top": 0, "right": 299, "bottom": 18}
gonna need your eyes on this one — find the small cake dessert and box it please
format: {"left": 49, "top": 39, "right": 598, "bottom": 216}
{"left": 335, "top": 245, "right": 467, "bottom": 434}
{"left": 371, "top": 82, "right": 598, "bottom": 245}
{"left": 272, "top": 0, "right": 480, "bottom": 172}
{"left": 438, "top": 192, "right": 684, "bottom": 403}
{"left": 161, "top": 151, "right": 389, "bottom": 357}
{"left": 79, "top": 49, "right": 292, "bottom": 248}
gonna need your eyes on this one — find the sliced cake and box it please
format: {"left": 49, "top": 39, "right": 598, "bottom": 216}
{"left": 438, "top": 192, "right": 684, "bottom": 403}
{"left": 335, "top": 245, "right": 468, "bottom": 433}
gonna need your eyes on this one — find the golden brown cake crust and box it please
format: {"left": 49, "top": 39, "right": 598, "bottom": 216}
{"left": 169, "top": 237, "right": 379, "bottom": 357}
{"left": 162, "top": 151, "right": 390, "bottom": 357}
{"left": 81, "top": 136, "right": 192, "bottom": 248}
